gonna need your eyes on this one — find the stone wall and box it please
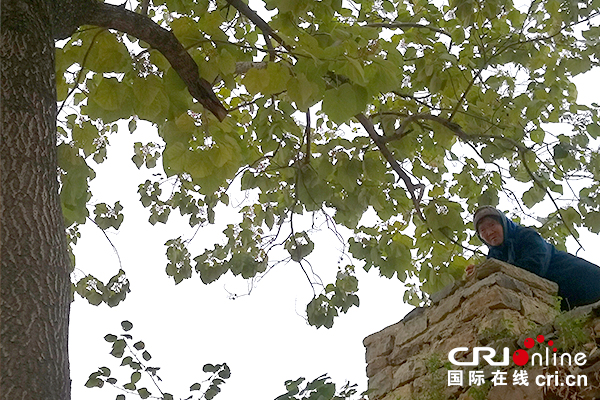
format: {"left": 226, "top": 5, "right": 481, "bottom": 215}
{"left": 363, "top": 259, "right": 600, "bottom": 400}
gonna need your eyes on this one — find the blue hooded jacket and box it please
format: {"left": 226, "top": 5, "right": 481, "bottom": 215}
{"left": 479, "top": 212, "right": 600, "bottom": 309}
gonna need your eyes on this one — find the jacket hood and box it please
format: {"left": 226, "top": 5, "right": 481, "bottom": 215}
{"left": 473, "top": 206, "right": 503, "bottom": 231}
{"left": 475, "top": 208, "right": 523, "bottom": 250}
{"left": 481, "top": 212, "right": 541, "bottom": 271}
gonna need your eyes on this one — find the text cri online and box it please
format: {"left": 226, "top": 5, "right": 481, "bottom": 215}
{"left": 535, "top": 373, "right": 588, "bottom": 387}
{"left": 447, "top": 370, "right": 588, "bottom": 387}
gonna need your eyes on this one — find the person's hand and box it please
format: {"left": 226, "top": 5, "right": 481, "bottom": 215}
{"left": 465, "top": 264, "right": 476, "bottom": 277}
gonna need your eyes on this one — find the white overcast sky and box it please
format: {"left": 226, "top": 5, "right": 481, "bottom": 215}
{"left": 66, "top": 3, "right": 600, "bottom": 397}
{"left": 67, "top": 108, "right": 415, "bottom": 399}
{"left": 69, "top": 69, "right": 600, "bottom": 400}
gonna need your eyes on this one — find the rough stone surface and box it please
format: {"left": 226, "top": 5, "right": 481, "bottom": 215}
{"left": 476, "top": 309, "right": 531, "bottom": 339}
{"left": 487, "top": 384, "right": 544, "bottom": 400}
{"left": 459, "top": 285, "right": 522, "bottom": 322}
{"left": 368, "top": 366, "right": 393, "bottom": 399}
{"left": 389, "top": 340, "right": 429, "bottom": 366}
{"left": 521, "top": 294, "right": 559, "bottom": 325}
{"left": 363, "top": 321, "right": 402, "bottom": 348}
{"left": 381, "top": 385, "right": 412, "bottom": 400}
{"left": 363, "top": 258, "right": 600, "bottom": 400}
{"left": 365, "top": 330, "right": 394, "bottom": 363}
{"left": 393, "top": 313, "right": 428, "bottom": 347}
{"left": 431, "top": 281, "right": 462, "bottom": 304}
{"left": 392, "top": 358, "right": 426, "bottom": 388}
{"left": 366, "top": 355, "right": 389, "bottom": 378}
{"left": 402, "top": 306, "right": 426, "bottom": 322}
{"left": 427, "top": 288, "right": 463, "bottom": 324}
{"left": 531, "top": 286, "right": 559, "bottom": 306}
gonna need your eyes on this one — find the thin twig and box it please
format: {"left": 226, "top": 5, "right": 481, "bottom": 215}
{"left": 519, "top": 151, "right": 585, "bottom": 251}
{"left": 140, "top": 0, "right": 149, "bottom": 15}
{"left": 57, "top": 28, "right": 105, "bottom": 117}
{"left": 224, "top": 0, "right": 293, "bottom": 53}
{"left": 365, "top": 22, "right": 451, "bottom": 38}
{"left": 448, "top": 69, "right": 483, "bottom": 122}
{"left": 288, "top": 202, "right": 317, "bottom": 296}
{"left": 356, "top": 113, "right": 425, "bottom": 220}
{"left": 305, "top": 110, "right": 311, "bottom": 164}
{"left": 124, "top": 341, "right": 165, "bottom": 397}
{"left": 86, "top": 216, "right": 123, "bottom": 269}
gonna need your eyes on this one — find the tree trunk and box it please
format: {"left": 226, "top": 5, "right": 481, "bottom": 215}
{"left": 1, "top": 0, "right": 72, "bottom": 398}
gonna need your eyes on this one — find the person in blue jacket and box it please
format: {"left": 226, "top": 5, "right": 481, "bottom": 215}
{"left": 466, "top": 206, "right": 600, "bottom": 310}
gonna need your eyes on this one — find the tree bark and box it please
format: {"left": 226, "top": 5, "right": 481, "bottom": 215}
{"left": 1, "top": 0, "right": 72, "bottom": 399}
{"left": 1, "top": 0, "right": 228, "bottom": 397}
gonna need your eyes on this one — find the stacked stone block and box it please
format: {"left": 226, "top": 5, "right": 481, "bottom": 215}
{"left": 364, "top": 258, "right": 562, "bottom": 400}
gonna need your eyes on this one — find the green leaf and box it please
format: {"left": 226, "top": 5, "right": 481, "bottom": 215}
{"left": 322, "top": 83, "right": 368, "bottom": 124}
{"left": 132, "top": 154, "right": 144, "bottom": 169}
{"left": 85, "top": 30, "right": 131, "bottom": 73}
{"left": 587, "top": 123, "right": 600, "bottom": 139}
{"left": 522, "top": 185, "right": 546, "bottom": 208}
{"left": 287, "top": 73, "right": 320, "bottom": 111}
{"left": 128, "top": 118, "right": 137, "bottom": 134}
{"left": 138, "top": 388, "right": 151, "bottom": 399}
{"left": 218, "top": 364, "right": 231, "bottom": 379}
{"left": 91, "top": 77, "right": 125, "bottom": 111}
{"left": 306, "top": 295, "right": 336, "bottom": 329}
{"left": 132, "top": 75, "right": 169, "bottom": 121}
{"left": 104, "top": 334, "right": 117, "bottom": 342}
{"left": 110, "top": 339, "right": 127, "bottom": 358}
{"left": 203, "top": 363, "right": 217, "bottom": 373}
{"left": 553, "top": 143, "right": 569, "bottom": 159}
{"left": 170, "top": 17, "right": 205, "bottom": 47}
{"left": 530, "top": 129, "right": 545, "bottom": 144}
{"left": 121, "top": 320, "right": 133, "bottom": 331}
{"left": 285, "top": 232, "right": 315, "bottom": 262}
{"left": 190, "top": 383, "right": 202, "bottom": 391}
{"left": 217, "top": 48, "right": 236, "bottom": 75}
{"left": 133, "top": 341, "right": 145, "bottom": 350}
{"left": 131, "top": 372, "right": 142, "bottom": 384}
{"left": 72, "top": 121, "right": 99, "bottom": 157}
{"left": 264, "top": 62, "right": 291, "bottom": 95}
{"left": 85, "top": 376, "right": 103, "bottom": 388}
{"left": 204, "top": 387, "right": 220, "bottom": 400}
{"left": 242, "top": 67, "right": 269, "bottom": 95}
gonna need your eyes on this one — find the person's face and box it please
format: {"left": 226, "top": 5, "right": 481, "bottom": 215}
{"left": 478, "top": 217, "right": 504, "bottom": 246}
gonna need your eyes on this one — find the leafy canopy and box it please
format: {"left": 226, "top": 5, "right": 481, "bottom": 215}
{"left": 58, "top": 0, "right": 600, "bottom": 323}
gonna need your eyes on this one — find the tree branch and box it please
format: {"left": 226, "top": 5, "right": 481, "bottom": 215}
{"left": 235, "top": 61, "right": 267, "bottom": 74}
{"left": 392, "top": 91, "right": 435, "bottom": 110}
{"left": 365, "top": 22, "right": 450, "bottom": 38}
{"left": 356, "top": 113, "right": 425, "bottom": 221}
{"left": 448, "top": 69, "right": 483, "bottom": 122}
{"left": 383, "top": 113, "right": 465, "bottom": 143}
{"left": 140, "top": 0, "right": 150, "bottom": 15}
{"left": 519, "top": 150, "right": 585, "bottom": 251}
{"left": 382, "top": 112, "right": 585, "bottom": 249}
{"left": 83, "top": 2, "right": 227, "bottom": 121}
{"left": 385, "top": 113, "right": 528, "bottom": 153}
{"left": 57, "top": 28, "right": 104, "bottom": 116}
{"left": 305, "top": 110, "right": 311, "bottom": 164}
{"left": 224, "top": 0, "right": 293, "bottom": 54}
